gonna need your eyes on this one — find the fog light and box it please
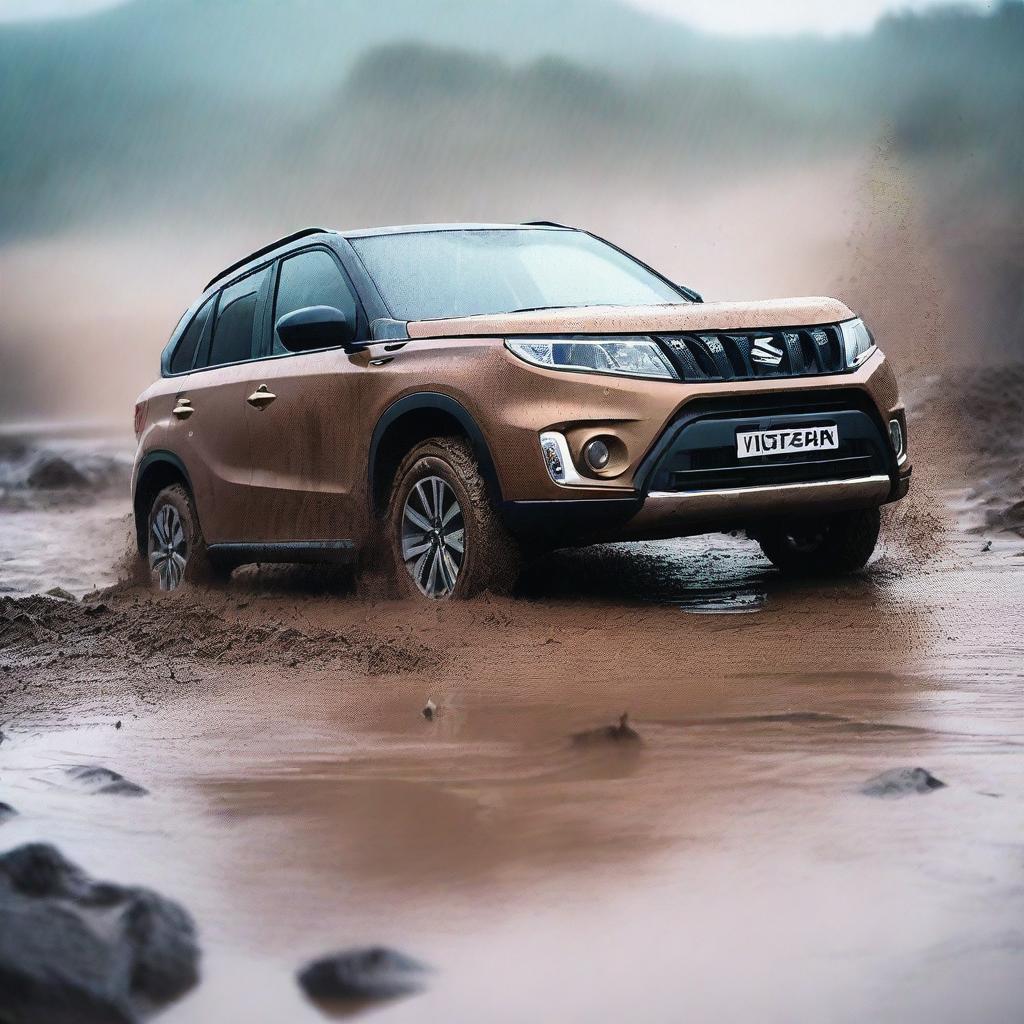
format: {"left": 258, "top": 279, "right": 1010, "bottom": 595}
{"left": 583, "top": 438, "right": 610, "bottom": 471}
{"left": 888, "top": 418, "right": 904, "bottom": 457}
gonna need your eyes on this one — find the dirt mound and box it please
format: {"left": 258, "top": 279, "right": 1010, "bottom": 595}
{"left": 0, "top": 591, "right": 435, "bottom": 678}
{"left": 926, "top": 363, "right": 1024, "bottom": 532}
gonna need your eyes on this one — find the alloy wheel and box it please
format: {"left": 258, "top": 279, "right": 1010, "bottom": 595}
{"left": 401, "top": 475, "right": 464, "bottom": 598}
{"left": 149, "top": 503, "right": 188, "bottom": 591}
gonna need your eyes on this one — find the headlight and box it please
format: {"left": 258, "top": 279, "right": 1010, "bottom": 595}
{"left": 839, "top": 318, "right": 877, "bottom": 368}
{"left": 505, "top": 336, "right": 678, "bottom": 380}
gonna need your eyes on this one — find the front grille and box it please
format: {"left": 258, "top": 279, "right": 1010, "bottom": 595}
{"left": 659, "top": 326, "right": 844, "bottom": 382}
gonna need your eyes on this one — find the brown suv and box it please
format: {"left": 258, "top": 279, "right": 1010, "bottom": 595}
{"left": 132, "top": 223, "right": 910, "bottom": 598}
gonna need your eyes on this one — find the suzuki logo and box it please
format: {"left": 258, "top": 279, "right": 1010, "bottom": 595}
{"left": 751, "top": 336, "right": 784, "bottom": 366}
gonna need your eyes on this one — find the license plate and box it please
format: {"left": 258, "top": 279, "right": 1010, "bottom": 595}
{"left": 736, "top": 424, "right": 839, "bottom": 459}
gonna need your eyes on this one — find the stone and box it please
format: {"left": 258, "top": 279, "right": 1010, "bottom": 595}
{"left": 571, "top": 712, "right": 642, "bottom": 747}
{"left": 861, "top": 767, "right": 946, "bottom": 797}
{"left": 298, "top": 946, "right": 429, "bottom": 1003}
{"left": 26, "top": 455, "right": 90, "bottom": 490}
{"left": 65, "top": 765, "right": 149, "bottom": 797}
{"left": 0, "top": 843, "right": 199, "bottom": 1023}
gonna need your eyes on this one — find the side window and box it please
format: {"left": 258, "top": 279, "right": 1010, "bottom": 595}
{"left": 273, "top": 250, "right": 358, "bottom": 354}
{"left": 169, "top": 296, "right": 214, "bottom": 374}
{"left": 205, "top": 267, "right": 269, "bottom": 368}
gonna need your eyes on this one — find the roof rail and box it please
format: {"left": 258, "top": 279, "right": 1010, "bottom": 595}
{"left": 521, "top": 220, "right": 575, "bottom": 229}
{"left": 205, "top": 227, "right": 330, "bottom": 290}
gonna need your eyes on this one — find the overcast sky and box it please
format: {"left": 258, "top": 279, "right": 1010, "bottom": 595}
{"left": 0, "top": 0, "right": 997, "bottom": 34}
{"left": 630, "top": 0, "right": 993, "bottom": 34}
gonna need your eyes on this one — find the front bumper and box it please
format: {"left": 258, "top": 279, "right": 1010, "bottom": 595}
{"left": 503, "top": 467, "right": 909, "bottom": 543}
{"left": 626, "top": 474, "right": 893, "bottom": 538}
{"left": 499, "top": 356, "right": 911, "bottom": 543}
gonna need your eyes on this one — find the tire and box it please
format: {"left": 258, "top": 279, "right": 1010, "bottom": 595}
{"left": 756, "top": 507, "right": 881, "bottom": 576}
{"left": 146, "top": 483, "right": 227, "bottom": 590}
{"left": 385, "top": 437, "right": 520, "bottom": 598}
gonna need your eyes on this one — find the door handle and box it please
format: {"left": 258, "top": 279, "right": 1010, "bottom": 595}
{"left": 172, "top": 398, "right": 194, "bottom": 420}
{"left": 246, "top": 384, "right": 277, "bottom": 409}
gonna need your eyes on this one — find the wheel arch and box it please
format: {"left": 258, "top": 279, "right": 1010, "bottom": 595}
{"left": 368, "top": 393, "right": 502, "bottom": 517}
{"left": 132, "top": 451, "right": 196, "bottom": 556}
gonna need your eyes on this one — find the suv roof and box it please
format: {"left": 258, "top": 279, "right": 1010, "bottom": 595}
{"left": 205, "top": 222, "right": 573, "bottom": 289}
{"left": 339, "top": 221, "right": 571, "bottom": 238}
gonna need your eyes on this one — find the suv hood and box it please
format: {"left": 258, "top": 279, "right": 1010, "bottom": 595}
{"left": 406, "top": 296, "right": 854, "bottom": 339}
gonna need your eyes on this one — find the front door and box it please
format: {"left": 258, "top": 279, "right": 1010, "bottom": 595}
{"left": 243, "top": 248, "right": 364, "bottom": 542}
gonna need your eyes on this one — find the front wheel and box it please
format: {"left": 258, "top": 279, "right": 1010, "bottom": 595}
{"left": 387, "top": 437, "right": 520, "bottom": 599}
{"left": 756, "top": 507, "right": 881, "bottom": 576}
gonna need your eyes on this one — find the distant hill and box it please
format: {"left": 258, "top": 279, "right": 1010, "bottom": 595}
{"left": 0, "top": 0, "right": 1022, "bottom": 242}
{"left": 0, "top": 0, "right": 706, "bottom": 101}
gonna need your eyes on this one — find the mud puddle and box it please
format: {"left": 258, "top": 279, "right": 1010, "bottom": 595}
{"left": 3, "top": 393, "right": 1024, "bottom": 1021}
{"left": 2, "top": 521, "right": 1023, "bottom": 1021}
{"left": 672, "top": 583, "right": 767, "bottom": 613}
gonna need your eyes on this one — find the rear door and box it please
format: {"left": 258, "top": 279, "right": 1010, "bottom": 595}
{"left": 158, "top": 293, "right": 215, "bottom": 470}
{"left": 178, "top": 266, "right": 271, "bottom": 542}
{"left": 242, "top": 247, "right": 364, "bottom": 542}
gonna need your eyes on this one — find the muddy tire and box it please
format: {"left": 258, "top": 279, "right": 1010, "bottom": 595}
{"left": 756, "top": 507, "right": 881, "bottom": 576}
{"left": 386, "top": 437, "right": 520, "bottom": 598}
{"left": 146, "top": 484, "right": 227, "bottom": 590}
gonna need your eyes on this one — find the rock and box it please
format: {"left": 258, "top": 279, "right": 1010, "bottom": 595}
{"left": 989, "top": 499, "right": 1024, "bottom": 537}
{"left": 26, "top": 455, "right": 90, "bottom": 490}
{"left": 0, "top": 802, "right": 16, "bottom": 822}
{"left": 1002, "top": 499, "right": 1024, "bottom": 524}
{"left": 65, "top": 765, "right": 149, "bottom": 797}
{"left": 571, "top": 712, "right": 642, "bottom": 747}
{"left": 298, "top": 946, "right": 429, "bottom": 1004}
{"left": 0, "top": 843, "right": 199, "bottom": 1024}
{"left": 44, "top": 587, "right": 78, "bottom": 602}
{"left": 115, "top": 720, "right": 122, "bottom": 730}
{"left": 422, "top": 699, "right": 437, "bottom": 721}
{"left": 861, "top": 767, "right": 946, "bottom": 797}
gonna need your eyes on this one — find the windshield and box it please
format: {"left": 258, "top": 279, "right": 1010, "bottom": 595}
{"left": 349, "top": 228, "right": 685, "bottom": 321}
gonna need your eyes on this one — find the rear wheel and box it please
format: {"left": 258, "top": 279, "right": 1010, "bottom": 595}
{"left": 756, "top": 507, "right": 881, "bottom": 576}
{"left": 387, "top": 437, "right": 519, "bottom": 598}
{"left": 146, "top": 484, "right": 225, "bottom": 590}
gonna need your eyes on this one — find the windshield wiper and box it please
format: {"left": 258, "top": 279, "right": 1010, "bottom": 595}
{"left": 505, "top": 303, "right": 618, "bottom": 314}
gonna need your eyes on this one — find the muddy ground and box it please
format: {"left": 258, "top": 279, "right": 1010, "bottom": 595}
{"left": 1, "top": 363, "right": 1023, "bottom": 1021}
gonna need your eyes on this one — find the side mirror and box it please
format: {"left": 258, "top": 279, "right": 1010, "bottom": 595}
{"left": 275, "top": 305, "right": 355, "bottom": 353}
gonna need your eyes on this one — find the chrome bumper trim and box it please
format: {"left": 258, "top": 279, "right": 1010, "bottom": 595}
{"left": 623, "top": 474, "right": 893, "bottom": 535}
{"left": 647, "top": 474, "right": 891, "bottom": 501}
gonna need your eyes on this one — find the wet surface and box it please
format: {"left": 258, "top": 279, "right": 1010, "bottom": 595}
{"left": 0, "top": 421, "right": 131, "bottom": 597}
{"left": 1, "top": 405, "right": 1024, "bottom": 1021}
{"left": 1, "top": 510, "right": 1023, "bottom": 1021}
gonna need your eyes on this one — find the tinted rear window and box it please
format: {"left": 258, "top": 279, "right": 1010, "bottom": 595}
{"left": 169, "top": 296, "right": 213, "bottom": 374}
{"left": 205, "top": 268, "right": 269, "bottom": 368}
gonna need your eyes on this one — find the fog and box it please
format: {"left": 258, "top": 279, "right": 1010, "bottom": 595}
{"left": 0, "top": 0, "right": 1021, "bottom": 424}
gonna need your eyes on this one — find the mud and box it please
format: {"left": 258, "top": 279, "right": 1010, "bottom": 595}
{"left": 1, "top": 476, "right": 1023, "bottom": 1020}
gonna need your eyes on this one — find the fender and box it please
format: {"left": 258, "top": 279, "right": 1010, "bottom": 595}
{"left": 133, "top": 449, "right": 195, "bottom": 501}
{"left": 132, "top": 449, "right": 198, "bottom": 554}
{"left": 367, "top": 392, "right": 503, "bottom": 513}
